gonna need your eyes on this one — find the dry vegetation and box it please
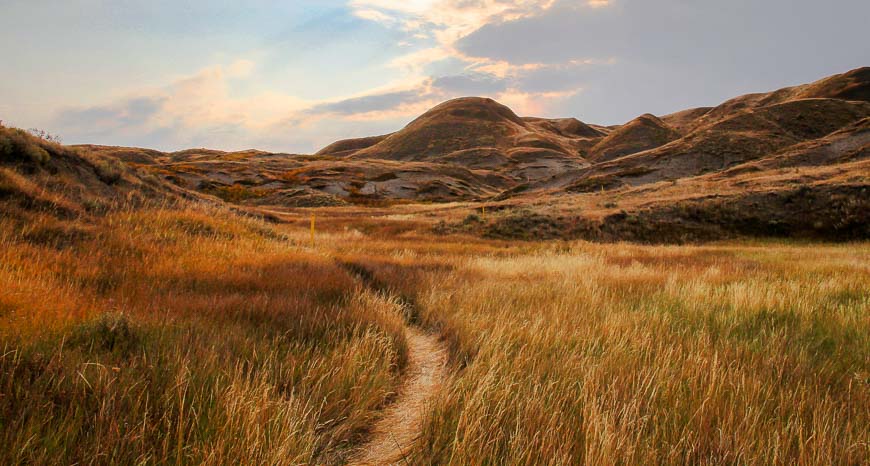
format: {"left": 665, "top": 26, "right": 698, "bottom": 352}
{"left": 0, "top": 205, "right": 410, "bottom": 464}
{"left": 410, "top": 243, "right": 869, "bottom": 465}
{"left": 1, "top": 195, "right": 867, "bottom": 464}
{"left": 276, "top": 218, "right": 868, "bottom": 464}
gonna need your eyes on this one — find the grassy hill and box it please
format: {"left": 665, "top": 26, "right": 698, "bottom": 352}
{"left": 56, "top": 67, "right": 866, "bottom": 242}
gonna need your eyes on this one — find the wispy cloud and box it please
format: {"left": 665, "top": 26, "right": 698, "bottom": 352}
{"left": 346, "top": 0, "right": 611, "bottom": 116}
{"left": 52, "top": 60, "right": 313, "bottom": 150}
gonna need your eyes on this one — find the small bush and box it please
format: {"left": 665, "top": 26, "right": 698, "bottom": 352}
{"left": 93, "top": 159, "right": 124, "bottom": 184}
{"left": 27, "top": 128, "right": 62, "bottom": 144}
{"left": 208, "top": 183, "right": 266, "bottom": 203}
{"left": 69, "top": 313, "right": 140, "bottom": 357}
{"left": 462, "top": 214, "right": 482, "bottom": 225}
{"left": 0, "top": 127, "right": 52, "bottom": 165}
{"left": 0, "top": 136, "right": 14, "bottom": 158}
{"left": 82, "top": 198, "right": 112, "bottom": 214}
{"left": 23, "top": 144, "right": 50, "bottom": 164}
{"left": 433, "top": 220, "right": 450, "bottom": 235}
{"left": 484, "top": 210, "right": 567, "bottom": 240}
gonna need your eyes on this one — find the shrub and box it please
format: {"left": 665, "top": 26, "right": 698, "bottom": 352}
{"left": 462, "top": 214, "right": 483, "bottom": 225}
{"left": 69, "top": 313, "right": 140, "bottom": 357}
{"left": 484, "top": 209, "right": 567, "bottom": 240}
{"left": 211, "top": 183, "right": 266, "bottom": 203}
{"left": 27, "top": 128, "right": 63, "bottom": 144}
{"left": 23, "top": 144, "right": 50, "bottom": 164}
{"left": 0, "top": 127, "right": 52, "bottom": 165}
{"left": 0, "top": 134, "right": 12, "bottom": 157}
{"left": 93, "top": 158, "right": 124, "bottom": 184}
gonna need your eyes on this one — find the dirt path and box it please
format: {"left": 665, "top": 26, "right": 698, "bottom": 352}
{"left": 348, "top": 326, "right": 446, "bottom": 465}
{"left": 342, "top": 263, "right": 448, "bottom": 465}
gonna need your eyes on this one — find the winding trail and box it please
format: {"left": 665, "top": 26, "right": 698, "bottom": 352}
{"left": 342, "top": 263, "right": 448, "bottom": 466}
{"left": 348, "top": 326, "right": 447, "bottom": 465}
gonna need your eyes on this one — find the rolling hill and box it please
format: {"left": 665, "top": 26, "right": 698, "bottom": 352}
{"left": 3, "top": 67, "right": 868, "bottom": 241}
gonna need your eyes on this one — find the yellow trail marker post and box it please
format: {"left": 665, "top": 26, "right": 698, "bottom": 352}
{"left": 481, "top": 206, "right": 486, "bottom": 220}
{"left": 310, "top": 213, "right": 316, "bottom": 248}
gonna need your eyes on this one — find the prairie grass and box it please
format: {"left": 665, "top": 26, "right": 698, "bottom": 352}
{"left": 1, "top": 195, "right": 867, "bottom": 465}
{"left": 411, "top": 243, "right": 869, "bottom": 465}
{"left": 290, "top": 226, "right": 868, "bottom": 464}
{"left": 0, "top": 205, "right": 408, "bottom": 464}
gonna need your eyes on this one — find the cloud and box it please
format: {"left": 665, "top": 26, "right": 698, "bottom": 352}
{"left": 456, "top": 1, "right": 617, "bottom": 65}
{"left": 347, "top": 0, "right": 614, "bottom": 116}
{"left": 389, "top": 47, "right": 452, "bottom": 75}
{"left": 496, "top": 88, "right": 582, "bottom": 117}
{"left": 55, "top": 96, "right": 166, "bottom": 133}
{"left": 432, "top": 73, "right": 508, "bottom": 95}
{"left": 308, "top": 88, "right": 428, "bottom": 115}
{"left": 351, "top": 8, "right": 396, "bottom": 24}
{"left": 52, "top": 96, "right": 175, "bottom": 151}
{"left": 348, "top": 0, "right": 559, "bottom": 62}
{"left": 45, "top": 1, "right": 621, "bottom": 151}
{"left": 457, "top": 0, "right": 870, "bottom": 69}
{"left": 452, "top": 0, "right": 870, "bottom": 123}
{"left": 51, "top": 60, "right": 314, "bottom": 151}
{"left": 347, "top": 0, "right": 869, "bottom": 124}
{"left": 51, "top": 60, "right": 441, "bottom": 152}
{"left": 509, "top": 60, "right": 608, "bottom": 94}
{"left": 226, "top": 59, "right": 256, "bottom": 78}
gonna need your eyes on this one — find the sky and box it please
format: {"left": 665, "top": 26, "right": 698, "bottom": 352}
{"left": 1, "top": 0, "right": 868, "bottom": 153}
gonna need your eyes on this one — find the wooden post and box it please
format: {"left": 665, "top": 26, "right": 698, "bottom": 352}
{"left": 481, "top": 205, "right": 486, "bottom": 220}
{"left": 310, "top": 213, "right": 316, "bottom": 248}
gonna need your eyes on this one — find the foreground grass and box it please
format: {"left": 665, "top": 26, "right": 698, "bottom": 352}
{"left": 1, "top": 200, "right": 867, "bottom": 464}
{"left": 411, "top": 243, "right": 869, "bottom": 465}
{"left": 0, "top": 206, "right": 408, "bottom": 464}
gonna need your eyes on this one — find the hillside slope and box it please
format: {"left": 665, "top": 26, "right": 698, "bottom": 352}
{"left": 589, "top": 114, "right": 680, "bottom": 162}
{"left": 0, "top": 125, "right": 195, "bottom": 223}
{"left": 566, "top": 98, "right": 870, "bottom": 191}
{"left": 9, "top": 67, "right": 866, "bottom": 242}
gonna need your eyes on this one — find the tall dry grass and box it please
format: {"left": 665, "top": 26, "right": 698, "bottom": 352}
{"left": 411, "top": 243, "right": 869, "bottom": 465}
{"left": 2, "top": 194, "right": 868, "bottom": 465}
{"left": 0, "top": 205, "right": 409, "bottom": 464}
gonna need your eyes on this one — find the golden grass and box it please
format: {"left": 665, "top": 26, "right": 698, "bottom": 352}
{"left": 1, "top": 197, "right": 867, "bottom": 464}
{"left": 411, "top": 243, "right": 869, "bottom": 465}
{"left": 0, "top": 205, "right": 408, "bottom": 464}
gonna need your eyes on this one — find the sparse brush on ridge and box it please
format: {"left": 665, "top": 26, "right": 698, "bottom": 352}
{"left": 0, "top": 125, "right": 58, "bottom": 164}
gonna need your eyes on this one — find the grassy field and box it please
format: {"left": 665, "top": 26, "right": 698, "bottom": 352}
{"left": 1, "top": 203, "right": 867, "bottom": 464}
{"left": 411, "top": 243, "right": 869, "bottom": 465}
{"left": 0, "top": 206, "right": 408, "bottom": 464}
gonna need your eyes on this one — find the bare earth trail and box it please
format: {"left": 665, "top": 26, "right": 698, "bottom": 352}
{"left": 348, "top": 326, "right": 447, "bottom": 465}
{"left": 340, "top": 263, "right": 448, "bottom": 465}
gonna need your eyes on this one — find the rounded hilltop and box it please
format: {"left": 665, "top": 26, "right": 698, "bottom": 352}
{"left": 347, "top": 97, "right": 531, "bottom": 162}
